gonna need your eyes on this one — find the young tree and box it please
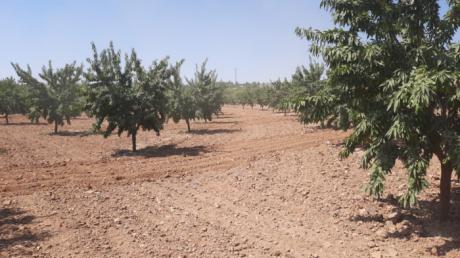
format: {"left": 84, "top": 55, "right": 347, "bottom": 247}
{"left": 255, "top": 86, "right": 270, "bottom": 110}
{"left": 241, "top": 86, "right": 256, "bottom": 109}
{"left": 12, "top": 62, "right": 83, "bottom": 132}
{"left": 296, "top": 0, "right": 460, "bottom": 220}
{"left": 85, "top": 42, "right": 171, "bottom": 152}
{"left": 0, "top": 78, "right": 26, "bottom": 124}
{"left": 222, "top": 84, "right": 241, "bottom": 105}
{"left": 167, "top": 60, "right": 198, "bottom": 132}
{"left": 291, "top": 60, "right": 325, "bottom": 97}
{"left": 269, "top": 79, "right": 291, "bottom": 115}
{"left": 187, "top": 60, "right": 222, "bottom": 122}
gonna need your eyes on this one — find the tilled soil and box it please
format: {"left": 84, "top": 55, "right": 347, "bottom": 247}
{"left": 1, "top": 106, "right": 460, "bottom": 257}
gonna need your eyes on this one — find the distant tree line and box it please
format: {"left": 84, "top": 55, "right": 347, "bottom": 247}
{"left": 1, "top": 42, "right": 224, "bottom": 151}
{"left": 221, "top": 61, "right": 325, "bottom": 114}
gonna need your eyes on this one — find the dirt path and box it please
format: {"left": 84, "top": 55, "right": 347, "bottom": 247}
{"left": 1, "top": 106, "right": 460, "bottom": 257}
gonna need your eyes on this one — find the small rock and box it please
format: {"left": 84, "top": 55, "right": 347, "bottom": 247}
{"left": 376, "top": 229, "right": 387, "bottom": 238}
{"left": 370, "top": 251, "right": 382, "bottom": 258}
{"left": 358, "top": 208, "right": 368, "bottom": 216}
{"left": 385, "top": 220, "right": 397, "bottom": 234}
{"left": 367, "top": 242, "right": 377, "bottom": 248}
{"left": 3, "top": 199, "right": 11, "bottom": 205}
{"left": 396, "top": 224, "right": 411, "bottom": 236}
{"left": 386, "top": 211, "right": 402, "bottom": 223}
{"left": 430, "top": 247, "right": 438, "bottom": 255}
{"left": 386, "top": 248, "right": 398, "bottom": 257}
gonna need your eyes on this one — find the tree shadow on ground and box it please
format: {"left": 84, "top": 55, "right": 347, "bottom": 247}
{"left": 0, "top": 207, "right": 49, "bottom": 256}
{"left": 188, "top": 128, "right": 240, "bottom": 135}
{"left": 112, "top": 144, "right": 208, "bottom": 158}
{"left": 351, "top": 187, "right": 460, "bottom": 256}
{"left": 48, "top": 130, "right": 96, "bottom": 137}
{"left": 417, "top": 185, "right": 460, "bottom": 256}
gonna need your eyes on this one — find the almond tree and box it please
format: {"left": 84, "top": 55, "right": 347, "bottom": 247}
{"left": 255, "top": 86, "right": 270, "bottom": 110}
{"left": 296, "top": 0, "right": 460, "bottom": 220}
{"left": 0, "top": 78, "right": 26, "bottom": 124}
{"left": 187, "top": 60, "right": 223, "bottom": 122}
{"left": 85, "top": 42, "right": 171, "bottom": 152}
{"left": 291, "top": 60, "right": 325, "bottom": 97}
{"left": 12, "top": 62, "right": 83, "bottom": 132}
{"left": 167, "top": 60, "right": 198, "bottom": 132}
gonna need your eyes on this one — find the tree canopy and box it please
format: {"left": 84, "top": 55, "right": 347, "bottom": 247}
{"left": 12, "top": 61, "right": 83, "bottom": 132}
{"left": 187, "top": 61, "right": 223, "bottom": 122}
{"left": 85, "top": 42, "right": 172, "bottom": 152}
{"left": 0, "top": 78, "right": 26, "bottom": 124}
{"left": 296, "top": 0, "right": 460, "bottom": 220}
{"left": 166, "top": 60, "right": 198, "bottom": 132}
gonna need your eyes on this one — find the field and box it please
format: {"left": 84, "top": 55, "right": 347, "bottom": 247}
{"left": 1, "top": 106, "right": 460, "bottom": 257}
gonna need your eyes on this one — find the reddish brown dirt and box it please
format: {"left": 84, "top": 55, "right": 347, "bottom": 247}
{"left": 1, "top": 106, "right": 460, "bottom": 257}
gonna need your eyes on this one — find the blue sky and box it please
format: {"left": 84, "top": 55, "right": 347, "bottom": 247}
{"left": 0, "top": 0, "right": 457, "bottom": 82}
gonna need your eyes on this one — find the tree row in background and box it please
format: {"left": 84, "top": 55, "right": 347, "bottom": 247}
{"left": 1, "top": 42, "right": 224, "bottom": 151}
{"left": 0, "top": 78, "right": 27, "bottom": 124}
{"left": 221, "top": 60, "right": 325, "bottom": 113}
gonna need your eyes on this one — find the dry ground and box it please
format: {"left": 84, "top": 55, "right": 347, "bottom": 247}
{"left": 1, "top": 106, "right": 460, "bottom": 258}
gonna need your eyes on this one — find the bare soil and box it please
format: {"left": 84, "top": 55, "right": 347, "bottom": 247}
{"left": 1, "top": 106, "right": 460, "bottom": 257}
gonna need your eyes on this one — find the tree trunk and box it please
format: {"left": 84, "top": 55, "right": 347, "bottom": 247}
{"left": 185, "top": 118, "right": 191, "bottom": 133}
{"left": 5, "top": 113, "right": 8, "bottom": 125}
{"left": 440, "top": 162, "right": 453, "bottom": 221}
{"left": 54, "top": 121, "right": 58, "bottom": 134}
{"left": 131, "top": 131, "right": 137, "bottom": 152}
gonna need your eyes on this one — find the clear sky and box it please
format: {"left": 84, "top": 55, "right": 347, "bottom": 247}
{"left": 0, "top": 0, "right": 457, "bottom": 83}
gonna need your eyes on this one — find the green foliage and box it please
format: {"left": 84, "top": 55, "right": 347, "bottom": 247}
{"left": 291, "top": 60, "right": 325, "bottom": 97}
{"left": 220, "top": 62, "right": 324, "bottom": 114}
{"left": 268, "top": 79, "right": 292, "bottom": 113}
{"left": 221, "top": 84, "right": 242, "bottom": 105}
{"left": 12, "top": 61, "right": 83, "bottom": 132}
{"left": 255, "top": 86, "right": 271, "bottom": 110}
{"left": 296, "top": 0, "right": 460, "bottom": 218}
{"left": 0, "top": 78, "right": 27, "bottom": 124}
{"left": 167, "top": 60, "right": 198, "bottom": 132}
{"left": 187, "top": 60, "right": 223, "bottom": 122}
{"left": 85, "top": 42, "right": 171, "bottom": 152}
{"left": 221, "top": 82, "right": 272, "bottom": 110}
{"left": 240, "top": 86, "right": 256, "bottom": 109}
